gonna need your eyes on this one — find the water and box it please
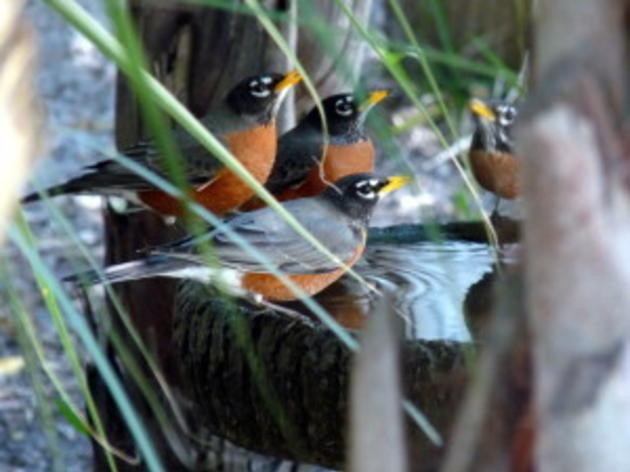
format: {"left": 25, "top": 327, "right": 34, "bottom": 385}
{"left": 311, "top": 240, "right": 500, "bottom": 342}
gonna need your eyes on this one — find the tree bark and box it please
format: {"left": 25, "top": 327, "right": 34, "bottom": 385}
{"left": 516, "top": 0, "right": 630, "bottom": 470}
{"left": 173, "top": 282, "right": 468, "bottom": 471}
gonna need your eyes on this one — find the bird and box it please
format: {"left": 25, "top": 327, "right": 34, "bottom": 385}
{"left": 65, "top": 173, "right": 411, "bottom": 303}
{"left": 22, "top": 70, "right": 303, "bottom": 217}
{"left": 468, "top": 98, "right": 519, "bottom": 201}
{"left": 240, "top": 90, "right": 389, "bottom": 211}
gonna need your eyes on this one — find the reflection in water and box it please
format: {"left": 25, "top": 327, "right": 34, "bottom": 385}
{"left": 309, "top": 241, "right": 497, "bottom": 341}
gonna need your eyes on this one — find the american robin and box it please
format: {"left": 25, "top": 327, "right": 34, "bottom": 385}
{"left": 468, "top": 98, "right": 519, "bottom": 200}
{"left": 66, "top": 173, "right": 410, "bottom": 302}
{"left": 241, "top": 90, "right": 389, "bottom": 211}
{"left": 22, "top": 71, "right": 302, "bottom": 217}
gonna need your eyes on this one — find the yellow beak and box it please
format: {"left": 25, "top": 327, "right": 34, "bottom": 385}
{"left": 469, "top": 99, "right": 496, "bottom": 121}
{"left": 379, "top": 175, "right": 412, "bottom": 195}
{"left": 274, "top": 70, "right": 302, "bottom": 92}
{"left": 359, "top": 89, "right": 390, "bottom": 111}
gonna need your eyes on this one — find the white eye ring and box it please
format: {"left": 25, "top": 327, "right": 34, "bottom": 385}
{"left": 335, "top": 99, "right": 353, "bottom": 117}
{"left": 358, "top": 189, "right": 376, "bottom": 199}
{"left": 251, "top": 88, "right": 271, "bottom": 98}
{"left": 355, "top": 180, "right": 377, "bottom": 199}
{"left": 260, "top": 76, "right": 273, "bottom": 85}
{"left": 498, "top": 105, "right": 516, "bottom": 125}
{"left": 249, "top": 79, "right": 271, "bottom": 98}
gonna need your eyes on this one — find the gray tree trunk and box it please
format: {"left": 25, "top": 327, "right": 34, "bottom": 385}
{"left": 517, "top": 0, "right": 630, "bottom": 470}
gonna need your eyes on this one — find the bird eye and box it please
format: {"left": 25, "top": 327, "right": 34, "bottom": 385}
{"left": 335, "top": 99, "right": 353, "bottom": 117}
{"left": 501, "top": 106, "right": 516, "bottom": 123}
{"left": 249, "top": 80, "right": 271, "bottom": 98}
{"left": 355, "top": 180, "right": 376, "bottom": 199}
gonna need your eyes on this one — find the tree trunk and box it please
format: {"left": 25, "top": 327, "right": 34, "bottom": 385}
{"left": 517, "top": 0, "right": 630, "bottom": 470}
{"left": 173, "top": 282, "right": 468, "bottom": 470}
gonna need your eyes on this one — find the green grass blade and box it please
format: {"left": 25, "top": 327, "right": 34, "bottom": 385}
{"left": 15, "top": 208, "right": 123, "bottom": 470}
{"left": 109, "top": 150, "right": 359, "bottom": 349}
{"left": 8, "top": 226, "right": 164, "bottom": 472}
{"left": 56, "top": 397, "right": 91, "bottom": 437}
{"left": 332, "top": 0, "right": 501, "bottom": 262}
{"left": 2, "top": 269, "right": 65, "bottom": 472}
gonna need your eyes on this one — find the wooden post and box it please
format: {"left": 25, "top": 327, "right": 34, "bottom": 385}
{"left": 173, "top": 282, "right": 471, "bottom": 469}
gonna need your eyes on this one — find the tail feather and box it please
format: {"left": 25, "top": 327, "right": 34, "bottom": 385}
{"left": 22, "top": 182, "right": 80, "bottom": 203}
{"left": 21, "top": 173, "right": 108, "bottom": 203}
{"left": 21, "top": 162, "right": 154, "bottom": 204}
{"left": 63, "top": 255, "right": 200, "bottom": 286}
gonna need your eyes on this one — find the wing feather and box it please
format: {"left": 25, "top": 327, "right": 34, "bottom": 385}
{"left": 150, "top": 198, "right": 362, "bottom": 274}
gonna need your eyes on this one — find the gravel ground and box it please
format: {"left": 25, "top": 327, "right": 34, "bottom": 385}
{"left": 0, "top": 2, "right": 474, "bottom": 471}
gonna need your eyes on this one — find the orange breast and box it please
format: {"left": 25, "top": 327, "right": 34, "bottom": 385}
{"left": 297, "top": 140, "right": 375, "bottom": 197}
{"left": 241, "top": 244, "right": 365, "bottom": 302}
{"left": 469, "top": 149, "right": 520, "bottom": 199}
{"left": 138, "top": 124, "right": 277, "bottom": 217}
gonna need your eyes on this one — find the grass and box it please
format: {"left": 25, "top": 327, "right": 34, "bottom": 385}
{"left": 3, "top": 0, "right": 526, "bottom": 470}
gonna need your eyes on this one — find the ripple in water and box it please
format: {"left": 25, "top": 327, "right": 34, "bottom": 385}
{"left": 313, "top": 241, "right": 499, "bottom": 342}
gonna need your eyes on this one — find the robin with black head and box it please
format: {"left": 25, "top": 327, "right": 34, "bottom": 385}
{"left": 66, "top": 173, "right": 410, "bottom": 303}
{"left": 469, "top": 98, "right": 519, "bottom": 200}
{"left": 241, "top": 90, "right": 389, "bottom": 210}
{"left": 22, "top": 71, "right": 302, "bottom": 217}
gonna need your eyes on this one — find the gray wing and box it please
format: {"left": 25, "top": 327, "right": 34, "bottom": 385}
{"left": 167, "top": 111, "right": 232, "bottom": 181}
{"left": 111, "top": 102, "right": 239, "bottom": 187}
{"left": 265, "top": 126, "right": 323, "bottom": 193}
{"left": 120, "top": 115, "right": 230, "bottom": 186}
{"left": 153, "top": 198, "right": 363, "bottom": 274}
{"left": 23, "top": 107, "right": 235, "bottom": 199}
{"left": 81, "top": 145, "right": 168, "bottom": 191}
